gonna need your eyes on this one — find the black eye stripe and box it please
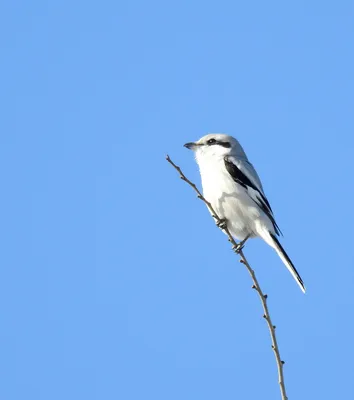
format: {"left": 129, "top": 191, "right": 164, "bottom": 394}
{"left": 206, "top": 139, "right": 231, "bottom": 148}
{"left": 218, "top": 141, "right": 231, "bottom": 148}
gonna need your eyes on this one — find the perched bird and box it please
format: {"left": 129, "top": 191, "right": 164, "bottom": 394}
{"left": 184, "top": 133, "right": 305, "bottom": 293}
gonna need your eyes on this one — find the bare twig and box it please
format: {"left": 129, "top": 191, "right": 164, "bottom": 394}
{"left": 166, "top": 154, "right": 288, "bottom": 400}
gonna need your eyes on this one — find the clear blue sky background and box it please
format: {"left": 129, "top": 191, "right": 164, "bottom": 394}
{"left": 1, "top": 1, "right": 353, "bottom": 399}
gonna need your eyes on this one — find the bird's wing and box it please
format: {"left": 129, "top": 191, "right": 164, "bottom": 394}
{"left": 224, "top": 156, "right": 282, "bottom": 236}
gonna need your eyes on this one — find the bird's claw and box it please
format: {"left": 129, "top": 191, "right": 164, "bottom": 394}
{"left": 232, "top": 243, "right": 244, "bottom": 254}
{"left": 216, "top": 218, "right": 227, "bottom": 230}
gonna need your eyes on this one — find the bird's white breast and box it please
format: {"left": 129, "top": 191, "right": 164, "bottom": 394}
{"left": 197, "top": 156, "right": 260, "bottom": 240}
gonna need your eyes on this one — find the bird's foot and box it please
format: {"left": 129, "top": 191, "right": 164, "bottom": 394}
{"left": 232, "top": 243, "right": 244, "bottom": 254}
{"left": 232, "top": 235, "right": 250, "bottom": 254}
{"left": 216, "top": 218, "right": 227, "bottom": 230}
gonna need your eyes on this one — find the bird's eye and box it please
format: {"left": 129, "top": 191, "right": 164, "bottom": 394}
{"left": 207, "top": 138, "right": 217, "bottom": 145}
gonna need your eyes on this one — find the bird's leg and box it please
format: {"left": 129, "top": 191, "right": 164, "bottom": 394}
{"left": 232, "top": 235, "right": 250, "bottom": 254}
{"left": 215, "top": 218, "right": 227, "bottom": 230}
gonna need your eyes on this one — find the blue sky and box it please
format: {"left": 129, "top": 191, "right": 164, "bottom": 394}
{"left": 1, "top": 0, "right": 353, "bottom": 399}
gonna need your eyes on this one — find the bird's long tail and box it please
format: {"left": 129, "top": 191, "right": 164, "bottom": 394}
{"left": 266, "top": 232, "right": 306, "bottom": 293}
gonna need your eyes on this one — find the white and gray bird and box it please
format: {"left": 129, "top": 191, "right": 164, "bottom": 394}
{"left": 184, "top": 133, "right": 305, "bottom": 293}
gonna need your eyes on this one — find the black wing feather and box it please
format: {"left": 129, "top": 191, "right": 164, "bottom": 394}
{"left": 224, "top": 157, "right": 282, "bottom": 236}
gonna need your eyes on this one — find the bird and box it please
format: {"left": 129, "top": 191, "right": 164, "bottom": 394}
{"left": 184, "top": 133, "right": 305, "bottom": 293}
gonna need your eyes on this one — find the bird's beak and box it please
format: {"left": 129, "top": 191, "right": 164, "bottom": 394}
{"left": 184, "top": 142, "right": 197, "bottom": 150}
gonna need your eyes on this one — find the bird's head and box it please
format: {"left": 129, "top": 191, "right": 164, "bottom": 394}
{"left": 184, "top": 133, "right": 247, "bottom": 161}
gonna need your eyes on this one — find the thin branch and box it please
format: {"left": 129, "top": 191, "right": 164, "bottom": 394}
{"left": 166, "top": 154, "right": 288, "bottom": 400}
